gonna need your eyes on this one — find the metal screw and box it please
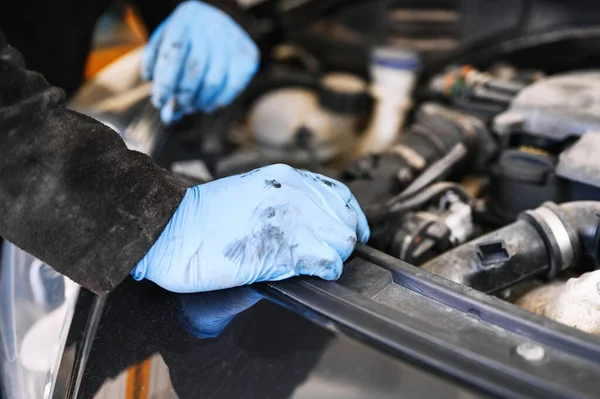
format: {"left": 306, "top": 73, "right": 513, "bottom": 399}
{"left": 515, "top": 343, "right": 545, "bottom": 362}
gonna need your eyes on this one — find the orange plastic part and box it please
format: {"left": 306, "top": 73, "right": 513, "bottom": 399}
{"left": 84, "top": 5, "right": 148, "bottom": 80}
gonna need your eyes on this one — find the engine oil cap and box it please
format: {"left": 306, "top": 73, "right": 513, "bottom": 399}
{"left": 318, "top": 73, "right": 370, "bottom": 115}
{"left": 497, "top": 148, "right": 556, "bottom": 184}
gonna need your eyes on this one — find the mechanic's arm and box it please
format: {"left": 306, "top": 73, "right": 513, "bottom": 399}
{"left": 136, "top": 1, "right": 260, "bottom": 124}
{"left": 0, "top": 31, "right": 186, "bottom": 295}
{"left": 0, "top": 31, "right": 369, "bottom": 296}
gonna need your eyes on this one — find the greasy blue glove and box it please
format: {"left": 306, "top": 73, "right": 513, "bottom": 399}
{"left": 141, "top": 1, "right": 259, "bottom": 124}
{"left": 131, "top": 164, "right": 370, "bottom": 293}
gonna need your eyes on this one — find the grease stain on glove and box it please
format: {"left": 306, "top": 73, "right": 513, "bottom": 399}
{"left": 131, "top": 164, "right": 370, "bottom": 293}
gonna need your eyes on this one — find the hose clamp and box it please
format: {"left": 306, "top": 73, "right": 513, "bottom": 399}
{"left": 521, "top": 203, "right": 580, "bottom": 278}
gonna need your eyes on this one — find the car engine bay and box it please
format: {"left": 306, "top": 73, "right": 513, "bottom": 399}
{"left": 196, "top": 62, "right": 600, "bottom": 336}
{"left": 7, "top": 2, "right": 600, "bottom": 398}
{"left": 71, "top": 0, "right": 600, "bottom": 338}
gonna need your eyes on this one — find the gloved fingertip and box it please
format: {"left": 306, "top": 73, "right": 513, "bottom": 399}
{"left": 249, "top": 59, "right": 260, "bottom": 77}
{"left": 358, "top": 225, "right": 371, "bottom": 244}
{"left": 198, "top": 86, "right": 225, "bottom": 113}
{"left": 160, "top": 107, "right": 172, "bottom": 125}
{"left": 340, "top": 235, "right": 358, "bottom": 261}
{"left": 130, "top": 261, "right": 147, "bottom": 281}
{"left": 357, "top": 213, "right": 371, "bottom": 243}
{"left": 202, "top": 103, "right": 219, "bottom": 114}
{"left": 316, "top": 257, "right": 344, "bottom": 281}
{"left": 327, "top": 263, "right": 344, "bottom": 281}
{"left": 151, "top": 92, "right": 167, "bottom": 109}
{"left": 196, "top": 67, "right": 229, "bottom": 112}
{"left": 214, "top": 66, "right": 256, "bottom": 108}
{"left": 160, "top": 103, "right": 183, "bottom": 125}
{"left": 214, "top": 91, "right": 237, "bottom": 109}
{"left": 349, "top": 197, "right": 371, "bottom": 243}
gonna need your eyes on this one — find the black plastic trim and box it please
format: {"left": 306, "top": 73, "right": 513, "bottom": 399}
{"left": 264, "top": 244, "right": 600, "bottom": 399}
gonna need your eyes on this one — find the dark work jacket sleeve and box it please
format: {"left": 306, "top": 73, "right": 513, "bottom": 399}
{"left": 0, "top": 31, "right": 187, "bottom": 295}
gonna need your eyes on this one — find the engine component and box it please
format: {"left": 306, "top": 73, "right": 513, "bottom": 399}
{"left": 422, "top": 201, "right": 600, "bottom": 294}
{"left": 246, "top": 48, "right": 418, "bottom": 170}
{"left": 556, "top": 131, "right": 600, "bottom": 200}
{"left": 392, "top": 143, "right": 468, "bottom": 204}
{"left": 248, "top": 72, "right": 368, "bottom": 164}
{"left": 494, "top": 71, "right": 600, "bottom": 140}
{"left": 516, "top": 271, "right": 600, "bottom": 336}
{"left": 423, "top": 217, "right": 547, "bottom": 294}
{"left": 345, "top": 103, "right": 496, "bottom": 207}
{"left": 429, "top": 65, "right": 531, "bottom": 116}
{"left": 488, "top": 148, "right": 565, "bottom": 222}
{"left": 355, "top": 46, "right": 420, "bottom": 156}
{"left": 515, "top": 281, "right": 566, "bottom": 314}
{"left": 383, "top": 191, "right": 474, "bottom": 265}
{"left": 374, "top": 182, "right": 472, "bottom": 221}
{"left": 364, "top": 148, "right": 474, "bottom": 225}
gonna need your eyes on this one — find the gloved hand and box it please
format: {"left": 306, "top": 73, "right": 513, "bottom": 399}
{"left": 141, "top": 1, "right": 259, "bottom": 124}
{"left": 131, "top": 164, "right": 370, "bottom": 293}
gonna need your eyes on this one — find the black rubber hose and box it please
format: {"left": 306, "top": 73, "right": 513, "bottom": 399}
{"left": 346, "top": 113, "right": 476, "bottom": 208}
{"left": 421, "top": 201, "right": 600, "bottom": 294}
{"left": 421, "top": 219, "right": 549, "bottom": 294}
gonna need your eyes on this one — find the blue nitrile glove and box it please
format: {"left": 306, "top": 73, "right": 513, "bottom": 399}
{"left": 180, "top": 287, "right": 263, "bottom": 339}
{"left": 141, "top": 1, "right": 259, "bottom": 124}
{"left": 131, "top": 164, "right": 370, "bottom": 293}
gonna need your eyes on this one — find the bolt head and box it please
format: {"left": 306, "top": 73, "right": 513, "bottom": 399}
{"left": 515, "top": 343, "right": 545, "bottom": 362}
